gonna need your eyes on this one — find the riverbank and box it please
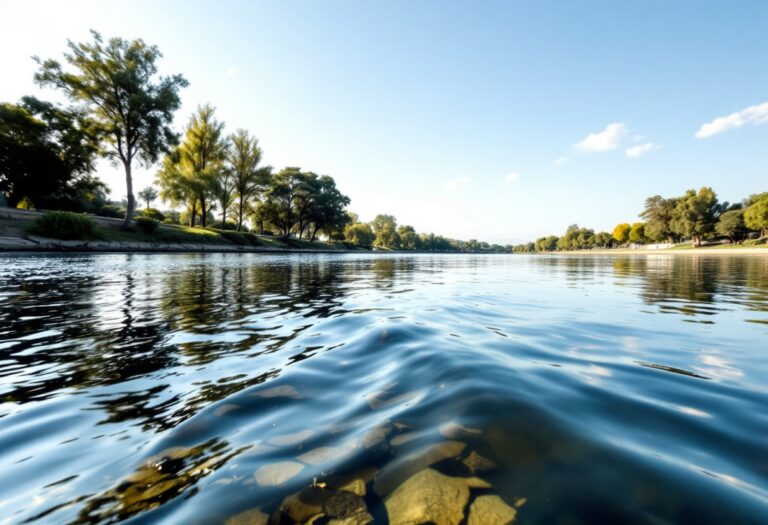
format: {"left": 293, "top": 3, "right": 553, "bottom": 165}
{"left": 557, "top": 245, "right": 768, "bottom": 255}
{"left": 0, "top": 208, "right": 358, "bottom": 254}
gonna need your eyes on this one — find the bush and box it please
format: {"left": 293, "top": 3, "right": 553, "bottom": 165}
{"left": 218, "top": 230, "right": 248, "bottom": 245}
{"left": 95, "top": 204, "right": 124, "bottom": 218}
{"left": 30, "top": 211, "right": 97, "bottom": 240}
{"left": 140, "top": 208, "right": 165, "bottom": 221}
{"left": 135, "top": 216, "right": 160, "bottom": 234}
{"left": 744, "top": 238, "right": 766, "bottom": 246}
{"left": 210, "top": 220, "right": 238, "bottom": 231}
{"left": 243, "top": 233, "right": 262, "bottom": 247}
{"left": 261, "top": 230, "right": 275, "bottom": 236}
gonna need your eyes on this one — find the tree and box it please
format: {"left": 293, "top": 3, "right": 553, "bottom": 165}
{"left": 371, "top": 214, "right": 399, "bottom": 248}
{"left": 629, "top": 222, "right": 646, "bottom": 244}
{"left": 260, "top": 167, "right": 304, "bottom": 237}
{"left": 535, "top": 235, "right": 558, "bottom": 252}
{"left": 670, "top": 187, "right": 722, "bottom": 247}
{"left": 213, "top": 166, "right": 236, "bottom": 225}
{"left": 138, "top": 186, "right": 158, "bottom": 209}
{"left": 227, "top": 129, "right": 272, "bottom": 231}
{"left": 310, "top": 176, "right": 351, "bottom": 241}
{"left": 715, "top": 209, "right": 747, "bottom": 244}
{"left": 157, "top": 105, "right": 227, "bottom": 228}
{"left": 640, "top": 195, "right": 678, "bottom": 243}
{"left": 744, "top": 195, "right": 768, "bottom": 239}
{"left": 612, "top": 223, "right": 631, "bottom": 245}
{"left": 344, "top": 222, "right": 375, "bottom": 248}
{"left": 1, "top": 97, "right": 99, "bottom": 208}
{"left": 593, "top": 232, "right": 613, "bottom": 249}
{"left": 35, "top": 31, "right": 188, "bottom": 228}
{"left": 397, "top": 225, "right": 420, "bottom": 250}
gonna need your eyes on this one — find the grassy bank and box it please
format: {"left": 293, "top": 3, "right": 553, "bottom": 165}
{"left": 0, "top": 209, "right": 356, "bottom": 252}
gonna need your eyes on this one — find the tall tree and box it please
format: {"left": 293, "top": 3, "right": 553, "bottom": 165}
{"left": 612, "top": 223, "right": 631, "bottom": 245}
{"left": 35, "top": 31, "right": 187, "bottom": 228}
{"left": 670, "top": 187, "right": 723, "bottom": 247}
{"left": 0, "top": 97, "right": 98, "bottom": 208}
{"left": 640, "top": 195, "right": 678, "bottom": 243}
{"left": 629, "top": 222, "right": 646, "bottom": 244}
{"left": 138, "top": 185, "right": 158, "bottom": 209}
{"left": 371, "top": 214, "right": 399, "bottom": 248}
{"left": 310, "top": 175, "right": 351, "bottom": 241}
{"left": 227, "top": 129, "right": 272, "bottom": 231}
{"left": 260, "top": 167, "right": 304, "bottom": 237}
{"left": 715, "top": 208, "right": 747, "bottom": 244}
{"left": 744, "top": 195, "right": 768, "bottom": 239}
{"left": 159, "top": 105, "right": 227, "bottom": 227}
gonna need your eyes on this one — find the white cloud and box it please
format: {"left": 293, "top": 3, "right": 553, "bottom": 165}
{"left": 443, "top": 176, "right": 471, "bottom": 191}
{"left": 695, "top": 101, "right": 768, "bottom": 139}
{"left": 503, "top": 173, "right": 520, "bottom": 183}
{"left": 625, "top": 142, "right": 660, "bottom": 158}
{"left": 575, "top": 123, "right": 628, "bottom": 153}
{"left": 554, "top": 156, "right": 569, "bottom": 166}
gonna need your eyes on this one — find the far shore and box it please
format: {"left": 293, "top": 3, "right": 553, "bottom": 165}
{"left": 556, "top": 246, "right": 768, "bottom": 256}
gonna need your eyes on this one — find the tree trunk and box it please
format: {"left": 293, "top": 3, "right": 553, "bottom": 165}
{"left": 190, "top": 200, "right": 197, "bottom": 227}
{"left": 237, "top": 199, "right": 244, "bottom": 231}
{"left": 199, "top": 195, "right": 207, "bottom": 227}
{"left": 122, "top": 160, "right": 135, "bottom": 230}
{"left": 221, "top": 205, "right": 226, "bottom": 226}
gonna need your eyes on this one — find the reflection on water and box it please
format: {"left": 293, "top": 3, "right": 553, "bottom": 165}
{"left": 0, "top": 253, "right": 767, "bottom": 524}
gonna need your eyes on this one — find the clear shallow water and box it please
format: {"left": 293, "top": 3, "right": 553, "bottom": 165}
{"left": 0, "top": 253, "right": 767, "bottom": 524}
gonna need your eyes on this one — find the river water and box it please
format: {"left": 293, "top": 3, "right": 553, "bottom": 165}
{"left": 0, "top": 253, "right": 767, "bottom": 524}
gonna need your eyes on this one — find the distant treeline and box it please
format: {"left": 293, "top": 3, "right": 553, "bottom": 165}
{"left": 511, "top": 187, "right": 768, "bottom": 253}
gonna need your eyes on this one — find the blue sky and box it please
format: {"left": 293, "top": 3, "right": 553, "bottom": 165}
{"left": 2, "top": 0, "right": 767, "bottom": 243}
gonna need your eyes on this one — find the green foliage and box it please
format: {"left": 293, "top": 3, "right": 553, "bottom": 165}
{"left": 557, "top": 224, "right": 596, "bottom": 250}
{"left": 535, "top": 235, "right": 559, "bottom": 252}
{"left": 138, "top": 186, "right": 158, "bottom": 209}
{"left": 397, "top": 225, "right": 420, "bottom": 250}
{"left": 640, "top": 195, "right": 678, "bottom": 242}
{"left": 30, "top": 211, "right": 96, "bottom": 240}
{"left": 1, "top": 97, "right": 99, "bottom": 209}
{"left": 612, "top": 223, "right": 631, "bottom": 244}
{"left": 96, "top": 204, "right": 124, "bottom": 218}
{"left": 157, "top": 105, "right": 227, "bottom": 228}
{"left": 215, "top": 229, "right": 248, "bottom": 245}
{"left": 715, "top": 209, "right": 747, "bottom": 243}
{"left": 371, "top": 214, "right": 399, "bottom": 248}
{"left": 134, "top": 216, "right": 160, "bottom": 234}
{"left": 629, "top": 222, "right": 646, "bottom": 244}
{"left": 210, "top": 220, "right": 238, "bottom": 230}
{"left": 140, "top": 208, "right": 165, "bottom": 221}
{"left": 35, "top": 31, "right": 188, "bottom": 227}
{"left": 227, "top": 129, "right": 272, "bottom": 231}
{"left": 670, "top": 187, "right": 722, "bottom": 246}
{"left": 344, "top": 222, "right": 375, "bottom": 248}
{"left": 744, "top": 196, "right": 768, "bottom": 238}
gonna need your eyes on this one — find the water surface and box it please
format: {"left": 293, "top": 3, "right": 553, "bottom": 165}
{"left": 1, "top": 253, "right": 767, "bottom": 524}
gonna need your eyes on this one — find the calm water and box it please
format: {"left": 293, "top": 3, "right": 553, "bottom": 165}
{"left": 1, "top": 253, "right": 767, "bottom": 524}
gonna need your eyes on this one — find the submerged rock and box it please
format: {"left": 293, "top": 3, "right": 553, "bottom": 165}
{"left": 254, "top": 461, "right": 304, "bottom": 486}
{"left": 384, "top": 468, "right": 474, "bottom": 525}
{"left": 254, "top": 385, "right": 301, "bottom": 399}
{"left": 276, "top": 486, "right": 373, "bottom": 525}
{"left": 374, "top": 440, "right": 467, "bottom": 496}
{"left": 297, "top": 446, "right": 349, "bottom": 466}
{"left": 467, "top": 495, "right": 518, "bottom": 525}
{"left": 462, "top": 450, "right": 497, "bottom": 474}
{"left": 225, "top": 507, "right": 269, "bottom": 525}
{"left": 268, "top": 429, "right": 315, "bottom": 447}
{"left": 439, "top": 420, "right": 482, "bottom": 439}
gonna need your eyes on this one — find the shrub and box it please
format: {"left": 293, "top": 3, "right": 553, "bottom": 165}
{"left": 135, "top": 216, "right": 160, "bottom": 234}
{"left": 140, "top": 208, "right": 165, "bottom": 221}
{"left": 96, "top": 204, "right": 124, "bottom": 218}
{"left": 210, "top": 220, "right": 238, "bottom": 231}
{"left": 243, "top": 233, "right": 262, "bottom": 247}
{"left": 30, "top": 211, "right": 96, "bottom": 240}
{"left": 218, "top": 230, "right": 248, "bottom": 245}
{"left": 261, "top": 230, "right": 274, "bottom": 236}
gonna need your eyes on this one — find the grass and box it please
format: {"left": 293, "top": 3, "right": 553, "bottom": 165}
{"left": 21, "top": 216, "right": 356, "bottom": 251}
